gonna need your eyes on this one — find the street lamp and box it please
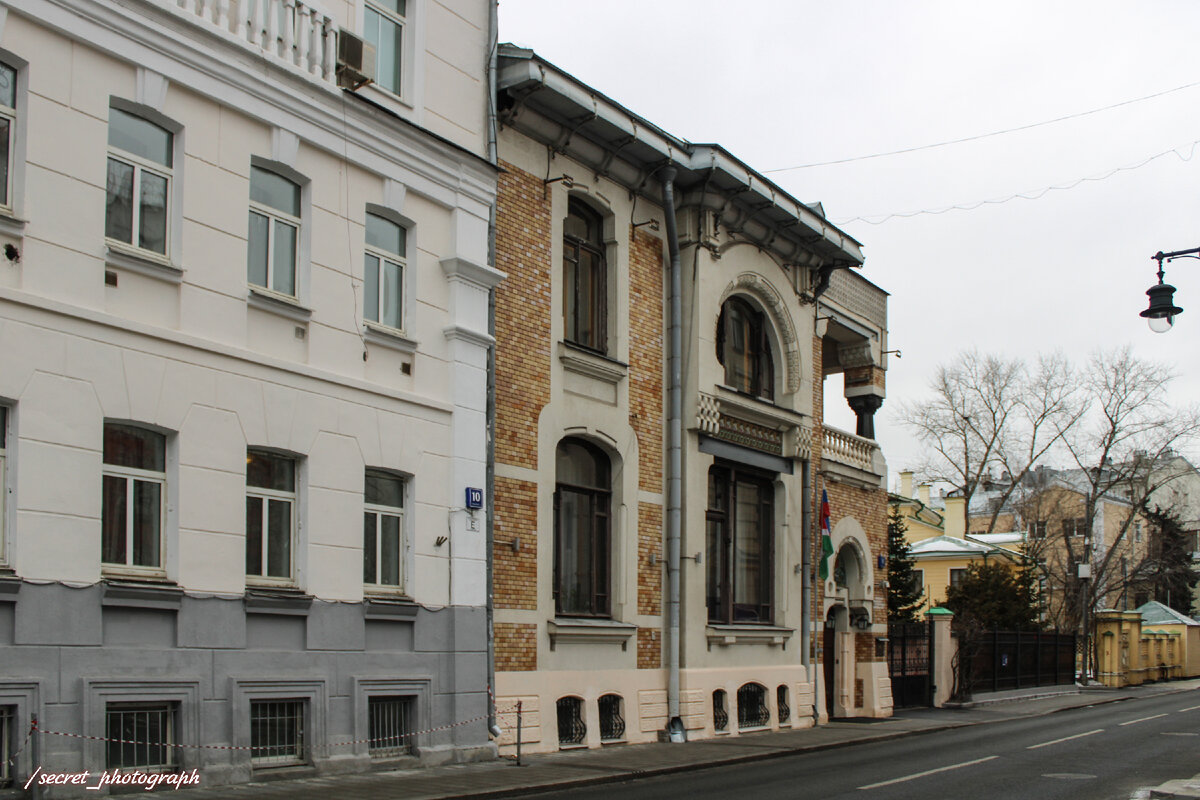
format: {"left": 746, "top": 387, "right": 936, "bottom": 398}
{"left": 1141, "top": 248, "right": 1193, "bottom": 332}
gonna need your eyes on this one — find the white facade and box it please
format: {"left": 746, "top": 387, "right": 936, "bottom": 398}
{"left": 0, "top": 0, "right": 499, "bottom": 792}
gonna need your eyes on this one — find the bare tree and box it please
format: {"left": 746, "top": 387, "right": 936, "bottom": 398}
{"left": 898, "top": 350, "right": 1084, "bottom": 534}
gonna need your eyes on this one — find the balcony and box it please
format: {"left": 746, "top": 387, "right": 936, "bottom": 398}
{"left": 163, "top": 0, "right": 339, "bottom": 87}
{"left": 821, "top": 425, "right": 885, "bottom": 489}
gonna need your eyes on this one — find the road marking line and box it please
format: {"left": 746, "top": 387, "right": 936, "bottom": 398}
{"left": 1162, "top": 732, "right": 1199, "bottom": 736}
{"left": 858, "top": 756, "right": 999, "bottom": 790}
{"left": 1026, "top": 729, "right": 1104, "bottom": 750}
{"left": 1178, "top": 705, "right": 1200, "bottom": 713}
{"left": 1119, "top": 714, "right": 1168, "bottom": 727}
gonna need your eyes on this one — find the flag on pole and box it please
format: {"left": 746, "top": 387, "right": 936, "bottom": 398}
{"left": 818, "top": 489, "right": 834, "bottom": 580}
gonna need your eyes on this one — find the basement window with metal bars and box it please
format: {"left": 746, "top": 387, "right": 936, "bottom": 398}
{"left": 250, "top": 700, "right": 306, "bottom": 766}
{"left": 105, "top": 703, "right": 176, "bottom": 772}
{"left": 712, "top": 690, "right": 728, "bottom": 732}
{"left": 776, "top": 685, "right": 790, "bottom": 725}
{"left": 598, "top": 694, "right": 625, "bottom": 742}
{"left": 556, "top": 696, "right": 586, "bottom": 747}
{"left": 737, "top": 683, "right": 770, "bottom": 729}
{"left": 368, "top": 696, "right": 415, "bottom": 758}
{"left": 0, "top": 705, "right": 14, "bottom": 788}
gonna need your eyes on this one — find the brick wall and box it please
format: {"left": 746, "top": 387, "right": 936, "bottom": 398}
{"left": 638, "top": 502, "right": 663, "bottom": 616}
{"left": 495, "top": 623, "right": 538, "bottom": 672}
{"left": 637, "top": 627, "right": 662, "bottom": 669}
{"left": 826, "top": 481, "right": 888, "bottom": 663}
{"left": 494, "top": 160, "right": 551, "bottom": 471}
{"left": 628, "top": 226, "right": 665, "bottom": 495}
{"left": 494, "top": 476, "right": 538, "bottom": 610}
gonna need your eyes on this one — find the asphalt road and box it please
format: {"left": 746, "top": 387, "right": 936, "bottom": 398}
{"left": 511, "top": 688, "right": 1200, "bottom": 800}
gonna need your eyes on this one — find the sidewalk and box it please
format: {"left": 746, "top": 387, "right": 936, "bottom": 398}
{"left": 164, "top": 680, "right": 1200, "bottom": 800}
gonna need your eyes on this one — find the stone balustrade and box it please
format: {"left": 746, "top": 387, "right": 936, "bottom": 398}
{"left": 822, "top": 425, "right": 876, "bottom": 474}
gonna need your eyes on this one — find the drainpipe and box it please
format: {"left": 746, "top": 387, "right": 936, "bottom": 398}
{"left": 801, "top": 459, "right": 814, "bottom": 724}
{"left": 662, "top": 166, "right": 684, "bottom": 742}
{"left": 484, "top": 0, "right": 501, "bottom": 741}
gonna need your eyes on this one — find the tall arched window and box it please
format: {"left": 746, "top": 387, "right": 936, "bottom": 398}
{"left": 555, "top": 437, "right": 611, "bottom": 616}
{"left": 717, "top": 297, "right": 774, "bottom": 400}
{"left": 563, "top": 198, "right": 607, "bottom": 353}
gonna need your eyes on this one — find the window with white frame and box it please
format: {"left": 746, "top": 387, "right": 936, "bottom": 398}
{"left": 0, "top": 61, "right": 15, "bottom": 211}
{"left": 949, "top": 567, "right": 967, "bottom": 588}
{"left": 105, "top": 108, "right": 172, "bottom": 256}
{"left": 363, "top": 469, "right": 404, "bottom": 590}
{"left": 250, "top": 699, "right": 306, "bottom": 766}
{"left": 102, "top": 423, "right": 166, "bottom": 571}
{"left": 105, "top": 702, "right": 176, "bottom": 773}
{"left": 247, "top": 166, "right": 301, "bottom": 297}
{"left": 246, "top": 450, "right": 296, "bottom": 581}
{"left": 364, "top": 212, "right": 406, "bottom": 331}
{"left": 0, "top": 406, "right": 7, "bottom": 563}
{"left": 365, "top": 0, "right": 405, "bottom": 97}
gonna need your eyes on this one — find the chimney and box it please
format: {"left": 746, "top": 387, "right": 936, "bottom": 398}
{"left": 900, "top": 471, "right": 914, "bottom": 498}
{"left": 944, "top": 496, "right": 966, "bottom": 539}
{"left": 917, "top": 483, "right": 931, "bottom": 506}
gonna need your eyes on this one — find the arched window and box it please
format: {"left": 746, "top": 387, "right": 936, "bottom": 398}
{"left": 563, "top": 198, "right": 607, "bottom": 353}
{"left": 717, "top": 297, "right": 774, "bottom": 400}
{"left": 555, "top": 438, "right": 611, "bottom": 616}
{"left": 777, "top": 685, "right": 790, "bottom": 725}
{"left": 712, "top": 690, "right": 728, "bottom": 732}
{"left": 556, "top": 696, "right": 586, "bottom": 746}
{"left": 598, "top": 694, "right": 625, "bottom": 742}
{"left": 737, "top": 683, "right": 770, "bottom": 729}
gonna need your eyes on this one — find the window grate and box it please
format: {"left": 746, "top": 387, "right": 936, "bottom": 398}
{"left": 0, "top": 705, "right": 13, "bottom": 788}
{"left": 105, "top": 703, "right": 175, "bottom": 772}
{"left": 776, "top": 685, "right": 790, "bottom": 725}
{"left": 368, "top": 696, "right": 414, "bottom": 758}
{"left": 712, "top": 690, "right": 728, "bottom": 732}
{"left": 737, "top": 683, "right": 770, "bottom": 729}
{"left": 250, "top": 700, "right": 305, "bottom": 766}
{"left": 556, "top": 697, "right": 586, "bottom": 746}
{"left": 598, "top": 694, "right": 625, "bottom": 742}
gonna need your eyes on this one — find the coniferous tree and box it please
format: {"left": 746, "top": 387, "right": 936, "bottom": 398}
{"left": 1142, "top": 506, "right": 1199, "bottom": 615}
{"left": 944, "top": 561, "right": 1041, "bottom": 630}
{"left": 887, "top": 506, "right": 924, "bottom": 622}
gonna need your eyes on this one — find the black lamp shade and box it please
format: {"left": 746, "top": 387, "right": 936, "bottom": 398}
{"left": 1141, "top": 282, "right": 1183, "bottom": 319}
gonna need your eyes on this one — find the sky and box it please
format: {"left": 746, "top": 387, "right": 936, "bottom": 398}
{"left": 497, "top": 1, "right": 1200, "bottom": 489}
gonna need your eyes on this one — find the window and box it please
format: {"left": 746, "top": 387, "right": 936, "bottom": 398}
{"left": 598, "top": 694, "right": 625, "bottom": 742}
{"left": 246, "top": 450, "right": 296, "bottom": 580}
{"left": 949, "top": 568, "right": 967, "bottom": 588}
{"left": 0, "top": 407, "right": 6, "bottom": 562}
{"left": 367, "top": 696, "right": 414, "bottom": 757}
{"left": 0, "top": 704, "right": 13, "bottom": 788}
{"left": 102, "top": 423, "right": 166, "bottom": 571}
{"left": 1028, "top": 520, "right": 1046, "bottom": 539}
{"left": 0, "top": 61, "right": 15, "bottom": 210}
{"left": 706, "top": 464, "right": 773, "bottom": 624}
{"left": 712, "top": 690, "right": 728, "bottom": 732}
{"left": 105, "top": 702, "right": 176, "bottom": 773}
{"left": 1063, "top": 518, "right": 1088, "bottom": 539}
{"left": 247, "top": 166, "right": 301, "bottom": 296}
{"left": 737, "top": 683, "right": 769, "bottom": 729}
{"left": 556, "top": 696, "right": 585, "bottom": 747}
{"left": 912, "top": 568, "right": 924, "bottom": 590}
{"left": 365, "top": 0, "right": 405, "bottom": 96}
{"left": 250, "top": 699, "right": 306, "bottom": 765}
{"left": 554, "top": 438, "right": 611, "bottom": 617}
{"left": 563, "top": 198, "right": 607, "bottom": 353}
{"left": 105, "top": 108, "right": 172, "bottom": 256}
{"left": 776, "top": 685, "right": 790, "bottom": 725}
{"left": 717, "top": 297, "right": 774, "bottom": 400}
{"left": 364, "top": 469, "right": 404, "bottom": 590}
{"left": 1135, "top": 521, "right": 1142, "bottom": 543}
{"left": 364, "top": 212, "right": 406, "bottom": 331}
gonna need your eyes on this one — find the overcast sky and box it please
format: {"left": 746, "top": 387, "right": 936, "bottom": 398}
{"left": 497, "top": 1, "right": 1200, "bottom": 488}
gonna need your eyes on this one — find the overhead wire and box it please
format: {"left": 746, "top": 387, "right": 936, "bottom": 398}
{"left": 833, "top": 139, "right": 1200, "bottom": 226}
{"left": 765, "top": 78, "right": 1200, "bottom": 173}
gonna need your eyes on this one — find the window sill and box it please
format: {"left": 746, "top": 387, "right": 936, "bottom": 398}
{"left": 101, "top": 577, "right": 183, "bottom": 611}
{"left": 247, "top": 286, "right": 312, "bottom": 323}
{"left": 0, "top": 573, "right": 21, "bottom": 603}
{"left": 105, "top": 242, "right": 183, "bottom": 283}
{"left": 558, "top": 341, "right": 628, "bottom": 385}
{"left": 245, "top": 586, "right": 313, "bottom": 615}
{"left": 713, "top": 385, "right": 806, "bottom": 427}
{"left": 548, "top": 617, "right": 637, "bottom": 651}
{"left": 363, "top": 595, "right": 419, "bottom": 620}
{"left": 0, "top": 208, "right": 28, "bottom": 239}
{"left": 705, "top": 624, "right": 794, "bottom": 649}
{"left": 364, "top": 322, "right": 418, "bottom": 354}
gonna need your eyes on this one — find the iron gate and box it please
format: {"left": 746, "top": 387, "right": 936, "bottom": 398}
{"left": 888, "top": 621, "right": 932, "bottom": 708}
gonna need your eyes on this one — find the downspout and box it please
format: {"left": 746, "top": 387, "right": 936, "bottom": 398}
{"left": 662, "top": 166, "right": 684, "bottom": 742}
{"left": 484, "top": 0, "right": 500, "bottom": 741}
{"left": 801, "top": 458, "right": 814, "bottom": 724}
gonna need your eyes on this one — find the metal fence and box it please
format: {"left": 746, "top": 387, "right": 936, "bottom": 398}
{"left": 960, "top": 629, "right": 1077, "bottom": 695}
{"left": 888, "top": 621, "right": 932, "bottom": 708}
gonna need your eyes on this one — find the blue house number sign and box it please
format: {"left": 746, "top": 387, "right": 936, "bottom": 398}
{"left": 465, "top": 487, "right": 483, "bottom": 510}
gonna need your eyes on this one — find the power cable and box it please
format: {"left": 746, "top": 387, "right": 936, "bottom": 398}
{"left": 765, "top": 79, "right": 1200, "bottom": 173}
{"left": 833, "top": 139, "right": 1200, "bottom": 226}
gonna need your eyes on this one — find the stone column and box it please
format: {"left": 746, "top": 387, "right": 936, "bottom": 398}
{"left": 926, "top": 607, "right": 956, "bottom": 707}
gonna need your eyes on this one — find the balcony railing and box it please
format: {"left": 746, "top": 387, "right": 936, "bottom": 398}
{"left": 169, "top": 0, "right": 339, "bottom": 85}
{"left": 822, "top": 425, "right": 877, "bottom": 474}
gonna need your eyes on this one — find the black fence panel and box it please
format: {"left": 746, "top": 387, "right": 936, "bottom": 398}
{"left": 888, "top": 621, "right": 932, "bottom": 708}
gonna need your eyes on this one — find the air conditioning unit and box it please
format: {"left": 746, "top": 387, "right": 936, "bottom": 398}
{"left": 336, "top": 30, "right": 376, "bottom": 91}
